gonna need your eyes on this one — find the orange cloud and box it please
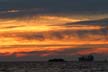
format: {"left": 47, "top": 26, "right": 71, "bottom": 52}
{"left": 0, "top": 45, "right": 77, "bottom": 57}
{"left": 0, "top": 14, "right": 107, "bottom": 58}
{"left": 76, "top": 48, "right": 108, "bottom": 55}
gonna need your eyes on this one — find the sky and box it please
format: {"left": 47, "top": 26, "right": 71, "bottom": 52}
{"left": 0, "top": 0, "right": 108, "bottom": 61}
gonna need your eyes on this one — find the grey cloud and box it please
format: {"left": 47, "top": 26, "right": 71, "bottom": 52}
{"left": 52, "top": 48, "right": 92, "bottom": 55}
{"left": 0, "top": 0, "right": 108, "bottom": 19}
{"left": 51, "top": 30, "right": 107, "bottom": 41}
{"left": 18, "top": 33, "right": 45, "bottom": 41}
{"left": 1, "top": 25, "right": 25, "bottom": 29}
{"left": 15, "top": 51, "right": 49, "bottom": 56}
{"left": 57, "top": 45, "right": 108, "bottom": 55}
{"left": 2, "top": 0, "right": 108, "bottom": 12}
{"left": 0, "top": 0, "right": 108, "bottom": 17}
{"left": 8, "top": 28, "right": 108, "bottom": 41}
{"left": 64, "top": 18, "right": 108, "bottom": 26}
{"left": 0, "top": 48, "right": 93, "bottom": 61}
{"left": 0, "top": 8, "right": 47, "bottom": 19}
{"left": 0, "top": 44, "right": 108, "bottom": 61}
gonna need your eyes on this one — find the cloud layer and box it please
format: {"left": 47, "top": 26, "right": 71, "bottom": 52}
{"left": 0, "top": 0, "right": 108, "bottom": 61}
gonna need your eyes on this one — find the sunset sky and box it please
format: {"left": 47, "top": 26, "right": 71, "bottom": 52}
{"left": 0, "top": 0, "right": 108, "bottom": 61}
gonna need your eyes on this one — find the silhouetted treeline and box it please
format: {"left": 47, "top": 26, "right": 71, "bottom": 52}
{"left": 48, "top": 58, "right": 65, "bottom": 62}
{"left": 78, "top": 55, "right": 94, "bottom": 62}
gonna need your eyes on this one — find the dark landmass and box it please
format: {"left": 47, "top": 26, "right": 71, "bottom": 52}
{"left": 78, "top": 55, "right": 94, "bottom": 62}
{"left": 48, "top": 58, "right": 66, "bottom": 62}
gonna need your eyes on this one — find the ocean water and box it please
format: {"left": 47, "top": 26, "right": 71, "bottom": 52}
{"left": 0, "top": 61, "right": 108, "bottom": 72}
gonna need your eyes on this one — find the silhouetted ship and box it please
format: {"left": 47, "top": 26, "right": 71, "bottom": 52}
{"left": 78, "top": 55, "right": 94, "bottom": 62}
{"left": 48, "top": 58, "right": 65, "bottom": 62}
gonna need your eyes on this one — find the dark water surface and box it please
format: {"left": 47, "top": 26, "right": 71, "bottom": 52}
{"left": 0, "top": 61, "right": 108, "bottom": 72}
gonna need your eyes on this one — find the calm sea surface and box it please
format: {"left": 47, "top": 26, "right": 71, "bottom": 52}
{"left": 0, "top": 61, "right": 108, "bottom": 72}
